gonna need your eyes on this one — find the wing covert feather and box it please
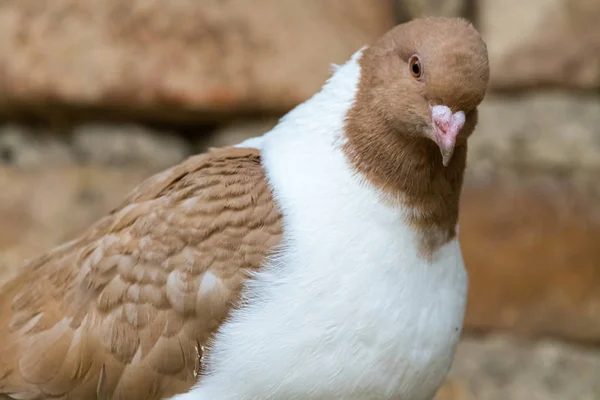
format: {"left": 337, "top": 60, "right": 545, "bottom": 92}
{"left": 0, "top": 148, "right": 283, "bottom": 400}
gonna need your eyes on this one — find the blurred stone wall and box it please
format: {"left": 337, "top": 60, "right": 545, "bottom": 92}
{"left": 0, "top": 1, "right": 599, "bottom": 399}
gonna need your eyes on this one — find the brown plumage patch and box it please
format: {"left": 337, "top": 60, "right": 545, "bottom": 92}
{"left": 343, "top": 17, "right": 489, "bottom": 259}
{"left": 0, "top": 147, "right": 283, "bottom": 400}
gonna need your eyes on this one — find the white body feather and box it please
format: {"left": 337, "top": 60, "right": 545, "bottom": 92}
{"left": 171, "top": 50, "right": 468, "bottom": 400}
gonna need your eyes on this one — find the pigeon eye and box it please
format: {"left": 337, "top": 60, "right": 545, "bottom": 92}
{"left": 408, "top": 55, "right": 423, "bottom": 79}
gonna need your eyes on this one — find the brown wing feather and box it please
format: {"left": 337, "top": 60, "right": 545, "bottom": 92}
{"left": 0, "top": 147, "right": 283, "bottom": 400}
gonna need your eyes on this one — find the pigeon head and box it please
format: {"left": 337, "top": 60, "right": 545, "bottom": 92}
{"left": 350, "top": 17, "right": 490, "bottom": 167}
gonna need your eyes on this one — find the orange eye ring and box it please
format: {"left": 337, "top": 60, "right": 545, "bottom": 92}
{"left": 408, "top": 55, "right": 423, "bottom": 80}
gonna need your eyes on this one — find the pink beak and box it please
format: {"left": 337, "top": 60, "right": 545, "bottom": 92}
{"left": 430, "top": 105, "right": 465, "bottom": 167}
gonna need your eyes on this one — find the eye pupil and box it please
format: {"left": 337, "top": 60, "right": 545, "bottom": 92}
{"left": 408, "top": 55, "right": 423, "bottom": 79}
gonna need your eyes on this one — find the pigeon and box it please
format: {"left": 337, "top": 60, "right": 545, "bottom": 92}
{"left": 0, "top": 16, "right": 489, "bottom": 400}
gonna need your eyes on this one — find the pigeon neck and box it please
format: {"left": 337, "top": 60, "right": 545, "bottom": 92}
{"left": 342, "top": 70, "right": 468, "bottom": 259}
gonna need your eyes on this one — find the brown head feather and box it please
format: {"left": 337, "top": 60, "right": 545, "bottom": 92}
{"left": 344, "top": 17, "right": 490, "bottom": 258}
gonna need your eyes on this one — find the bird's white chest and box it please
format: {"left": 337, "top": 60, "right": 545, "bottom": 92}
{"left": 258, "top": 210, "right": 467, "bottom": 400}
{"left": 198, "top": 195, "right": 468, "bottom": 400}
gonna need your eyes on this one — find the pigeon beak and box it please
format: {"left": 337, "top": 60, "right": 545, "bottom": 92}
{"left": 430, "top": 105, "right": 466, "bottom": 167}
